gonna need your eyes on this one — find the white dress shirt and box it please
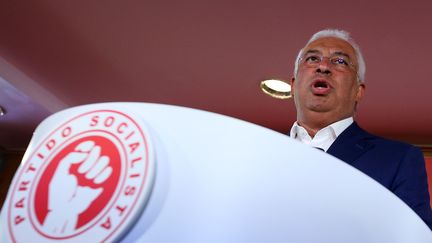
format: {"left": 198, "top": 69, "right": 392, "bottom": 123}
{"left": 289, "top": 117, "right": 354, "bottom": 152}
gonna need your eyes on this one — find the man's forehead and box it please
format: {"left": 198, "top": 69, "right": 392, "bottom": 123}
{"left": 304, "top": 37, "right": 356, "bottom": 56}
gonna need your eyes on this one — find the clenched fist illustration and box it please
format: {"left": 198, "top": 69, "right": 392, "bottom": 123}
{"left": 43, "top": 140, "right": 112, "bottom": 234}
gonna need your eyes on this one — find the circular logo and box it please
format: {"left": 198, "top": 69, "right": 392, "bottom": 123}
{"left": 7, "top": 109, "right": 155, "bottom": 242}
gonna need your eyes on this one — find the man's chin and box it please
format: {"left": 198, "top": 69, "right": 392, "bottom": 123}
{"left": 305, "top": 102, "right": 332, "bottom": 113}
{"left": 309, "top": 108, "right": 331, "bottom": 113}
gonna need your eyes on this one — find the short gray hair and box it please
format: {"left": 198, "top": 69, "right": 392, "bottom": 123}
{"left": 294, "top": 29, "right": 366, "bottom": 83}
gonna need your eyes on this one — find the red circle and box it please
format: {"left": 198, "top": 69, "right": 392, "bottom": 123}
{"left": 34, "top": 135, "right": 122, "bottom": 230}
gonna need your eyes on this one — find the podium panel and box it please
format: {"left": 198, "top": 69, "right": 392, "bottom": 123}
{"left": 1, "top": 103, "right": 431, "bottom": 242}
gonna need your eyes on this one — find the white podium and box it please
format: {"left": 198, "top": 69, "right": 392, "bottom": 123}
{"left": 1, "top": 103, "right": 431, "bottom": 242}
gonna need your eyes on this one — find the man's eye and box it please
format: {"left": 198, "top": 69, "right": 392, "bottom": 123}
{"left": 333, "top": 57, "right": 348, "bottom": 65}
{"left": 305, "top": 55, "right": 320, "bottom": 62}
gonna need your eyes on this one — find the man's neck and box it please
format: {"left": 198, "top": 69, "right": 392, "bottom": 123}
{"left": 296, "top": 121, "right": 324, "bottom": 138}
{"left": 297, "top": 113, "right": 351, "bottom": 138}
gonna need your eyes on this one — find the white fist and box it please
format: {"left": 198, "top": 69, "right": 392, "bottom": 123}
{"left": 43, "top": 140, "right": 112, "bottom": 234}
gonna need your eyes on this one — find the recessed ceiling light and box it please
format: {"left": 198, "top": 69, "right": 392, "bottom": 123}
{"left": 0, "top": 106, "right": 6, "bottom": 116}
{"left": 260, "top": 79, "right": 292, "bottom": 99}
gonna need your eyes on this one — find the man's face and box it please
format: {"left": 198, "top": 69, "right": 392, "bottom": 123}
{"left": 291, "top": 37, "right": 365, "bottom": 125}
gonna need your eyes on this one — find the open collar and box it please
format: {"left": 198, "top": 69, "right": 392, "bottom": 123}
{"left": 327, "top": 122, "right": 375, "bottom": 165}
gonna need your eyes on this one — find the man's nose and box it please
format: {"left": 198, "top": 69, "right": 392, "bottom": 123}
{"left": 316, "top": 67, "right": 331, "bottom": 75}
{"left": 315, "top": 59, "right": 332, "bottom": 75}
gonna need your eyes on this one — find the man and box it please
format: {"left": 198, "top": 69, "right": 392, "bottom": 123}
{"left": 289, "top": 29, "right": 432, "bottom": 229}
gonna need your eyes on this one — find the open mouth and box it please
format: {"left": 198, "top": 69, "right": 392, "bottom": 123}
{"left": 311, "top": 80, "right": 332, "bottom": 94}
{"left": 314, "top": 81, "right": 328, "bottom": 88}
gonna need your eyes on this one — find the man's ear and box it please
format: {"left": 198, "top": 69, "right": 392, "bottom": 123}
{"left": 290, "top": 77, "right": 295, "bottom": 97}
{"left": 356, "top": 83, "right": 365, "bottom": 102}
{"left": 353, "top": 83, "right": 365, "bottom": 112}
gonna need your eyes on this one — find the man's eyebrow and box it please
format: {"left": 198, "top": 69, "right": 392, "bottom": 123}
{"left": 333, "top": 51, "right": 351, "bottom": 59}
{"left": 304, "top": 49, "right": 352, "bottom": 58}
{"left": 304, "top": 49, "right": 320, "bottom": 55}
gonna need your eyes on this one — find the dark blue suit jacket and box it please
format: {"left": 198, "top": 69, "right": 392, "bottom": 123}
{"left": 327, "top": 122, "right": 432, "bottom": 229}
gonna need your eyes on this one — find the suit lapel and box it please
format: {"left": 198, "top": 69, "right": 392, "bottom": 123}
{"left": 327, "top": 122, "right": 374, "bottom": 166}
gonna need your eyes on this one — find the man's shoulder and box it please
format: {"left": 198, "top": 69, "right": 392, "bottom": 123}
{"left": 348, "top": 122, "right": 420, "bottom": 153}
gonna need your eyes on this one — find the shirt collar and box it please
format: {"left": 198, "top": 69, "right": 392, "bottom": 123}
{"left": 290, "top": 117, "right": 353, "bottom": 138}
{"left": 290, "top": 117, "right": 354, "bottom": 151}
{"left": 331, "top": 117, "right": 354, "bottom": 137}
